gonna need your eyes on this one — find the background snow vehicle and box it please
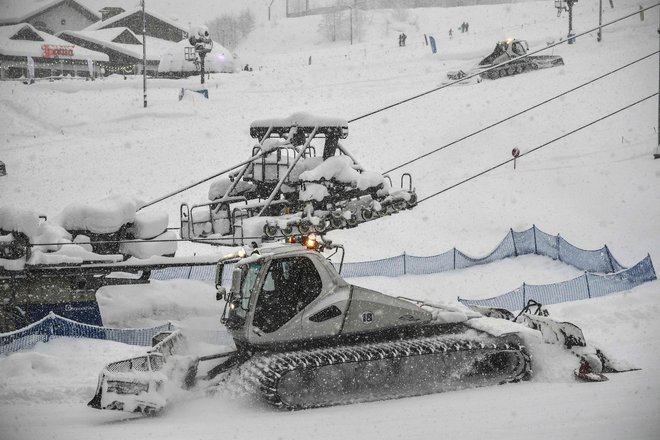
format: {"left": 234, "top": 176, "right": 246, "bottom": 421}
{"left": 447, "top": 39, "right": 564, "bottom": 81}
{"left": 179, "top": 113, "right": 417, "bottom": 246}
{"left": 88, "top": 240, "right": 630, "bottom": 414}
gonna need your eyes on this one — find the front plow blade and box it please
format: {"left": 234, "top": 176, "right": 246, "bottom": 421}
{"left": 88, "top": 331, "right": 192, "bottom": 414}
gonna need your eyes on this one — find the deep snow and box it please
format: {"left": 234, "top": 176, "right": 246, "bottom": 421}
{"left": 1, "top": 1, "right": 659, "bottom": 439}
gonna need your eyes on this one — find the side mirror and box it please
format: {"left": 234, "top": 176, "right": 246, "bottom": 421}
{"left": 216, "top": 286, "right": 227, "bottom": 301}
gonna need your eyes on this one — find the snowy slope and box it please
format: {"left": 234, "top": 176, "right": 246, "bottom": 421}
{"left": 1, "top": 0, "right": 659, "bottom": 439}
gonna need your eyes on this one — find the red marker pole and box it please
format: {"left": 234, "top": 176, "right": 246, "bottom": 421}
{"left": 512, "top": 147, "right": 520, "bottom": 169}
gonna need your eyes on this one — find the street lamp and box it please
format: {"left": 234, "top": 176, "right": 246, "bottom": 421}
{"left": 142, "top": 0, "right": 146, "bottom": 108}
{"left": 189, "top": 26, "right": 213, "bottom": 85}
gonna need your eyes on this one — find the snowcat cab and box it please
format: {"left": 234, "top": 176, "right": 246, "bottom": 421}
{"left": 219, "top": 244, "right": 432, "bottom": 349}
{"left": 479, "top": 39, "right": 529, "bottom": 66}
{"left": 180, "top": 113, "right": 417, "bottom": 247}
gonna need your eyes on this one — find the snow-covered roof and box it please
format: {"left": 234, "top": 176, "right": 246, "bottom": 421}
{"left": 83, "top": 7, "right": 188, "bottom": 34}
{"left": 57, "top": 28, "right": 168, "bottom": 61}
{"left": 0, "top": 23, "right": 108, "bottom": 61}
{"left": 0, "top": 0, "right": 100, "bottom": 25}
{"left": 250, "top": 113, "right": 349, "bottom": 139}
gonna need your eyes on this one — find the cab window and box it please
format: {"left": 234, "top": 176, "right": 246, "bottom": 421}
{"left": 252, "top": 256, "right": 323, "bottom": 333}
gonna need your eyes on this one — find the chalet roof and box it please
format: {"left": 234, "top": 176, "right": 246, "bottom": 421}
{"left": 57, "top": 28, "right": 169, "bottom": 61}
{"left": 0, "top": 0, "right": 100, "bottom": 26}
{"left": 0, "top": 23, "right": 108, "bottom": 61}
{"left": 84, "top": 7, "right": 189, "bottom": 34}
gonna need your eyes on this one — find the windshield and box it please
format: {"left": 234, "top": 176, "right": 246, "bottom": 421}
{"left": 237, "top": 262, "right": 262, "bottom": 319}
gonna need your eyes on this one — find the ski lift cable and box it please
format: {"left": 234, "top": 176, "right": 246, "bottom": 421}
{"left": 416, "top": 92, "right": 658, "bottom": 205}
{"left": 137, "top": 4, "right": 658, "bottom": 211}
{"left": 383, "top": 51, "right": 659, "bottom": 175}
{"left": 348, "top": 3, "right": 660, "bottom": 124}
{"left": 26, "top": 94, "right": 654, "bottom": 250}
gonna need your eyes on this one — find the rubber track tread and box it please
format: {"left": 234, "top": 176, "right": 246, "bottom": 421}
{"left": 241, "top": 334, "right": 531, "bottom": 409}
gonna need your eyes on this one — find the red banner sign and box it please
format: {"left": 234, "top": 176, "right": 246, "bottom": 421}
{"left": 41, "top": 44, "right": 74, "bottom": 58}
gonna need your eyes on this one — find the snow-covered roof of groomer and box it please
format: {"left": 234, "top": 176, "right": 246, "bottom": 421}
{"left": 0, "top": 23, "right": 108, "bottom": 61}
{"left": 0, "top": 0, "right": 100, "bottom": 26}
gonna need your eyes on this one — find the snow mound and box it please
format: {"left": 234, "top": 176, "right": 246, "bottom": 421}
{"left": 53, "top": 195, "right": 145, "bottom": 234}
{"left": 128, "top": 209, "right": 169, "bottom": 240}
{"left": 0, "top": 207, "right": 40, "bottom": 238}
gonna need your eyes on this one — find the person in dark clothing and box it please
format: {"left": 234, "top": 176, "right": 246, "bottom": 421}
{"left": 401, "top": 33, "right": 407, "bottom": 46}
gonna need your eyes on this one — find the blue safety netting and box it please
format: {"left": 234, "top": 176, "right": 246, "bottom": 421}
{"left": 150, "top": 265, "right": 217, "bottom": 283}
{"left": 4, "top": 227, "right": 651, "bottom": 355}
{"left": 0, "top": 313, "right": 174, "bottom": 356}
{"left": 459, "top": 255, "right": 656, "bottom": 310}
{"left": 149, "top": 226, "right": 656, "bottom": 306}
{"left": 332, "top": 226, "right": 633, "bottom": 278}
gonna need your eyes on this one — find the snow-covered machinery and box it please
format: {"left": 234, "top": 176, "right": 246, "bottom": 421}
{"left": 0, "top": 199, "right": 211, "bottom": 332}
{"left": 88, "top": 240, "right": 630, "bottom": 414}
{"left": 447, "top": 39, "right": 564, "bottom": 81}
{"left": 179, "top": 113, "right": 417, "bottom": 246}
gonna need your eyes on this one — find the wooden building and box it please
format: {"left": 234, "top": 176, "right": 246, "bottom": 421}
{"left": 0, "top": 23, "right": 108, "bottom": 80}
{"left": 0, "top": 0, "right": 100, "bottom": 35}
{"left": 57, "top": 28, "right": 160, "bottom": 75}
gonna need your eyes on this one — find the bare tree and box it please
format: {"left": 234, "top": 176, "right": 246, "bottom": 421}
{"left": 206, "top": 9, "right": 256, "bottom": 49}
{"left": 318, "top": 1, "right": 365, "bottom": 43}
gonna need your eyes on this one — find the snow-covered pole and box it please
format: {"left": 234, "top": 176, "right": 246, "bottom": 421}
{"left": 350, "top": 5, "right": 353, "bottom": 45}
{"left": 142, "top": 0, "right": 147, "bottom": 108}
{"left": 597, "top": 0, "right": 603, "bottom": 42}
{"left": 567, "top": 0, "right": 575, "bottom": 40}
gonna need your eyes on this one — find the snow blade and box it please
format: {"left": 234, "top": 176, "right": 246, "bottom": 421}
{"left": 88, "top": 330, "right": 194, "bottom": 414}
{"left": 87, "top": 352, "right": 170, "bottom": 414}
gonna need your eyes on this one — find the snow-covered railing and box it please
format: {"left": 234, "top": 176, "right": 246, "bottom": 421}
{"left": 0, "top": 312, "right": 174, "bottom": 356}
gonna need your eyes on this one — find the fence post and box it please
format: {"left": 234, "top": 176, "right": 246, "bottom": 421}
{"left": 604, "top": 245, "right": 615, "bottom": 273}
{"left": 510, "top": 228, "right": 518, "bottom": 257}
{"left": 403, "top": 252, "right": 407, "bottom": 275}
{"left": 585, "top": 273, "right": 591, "bottom": 298}
{"left": 533, "top": 224, "right": 538, "bottom": 255}
{"left": 522, "top": 283, "right": 526, "bottom": 308}
{"left": 453, "top": 248, "right": 456, "bottom": 269}
{"left": 557, "top": 234, "right": 561, "bottom": 261}
{"left": 46, "top": 316, "right": 54, "bottom": 342}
